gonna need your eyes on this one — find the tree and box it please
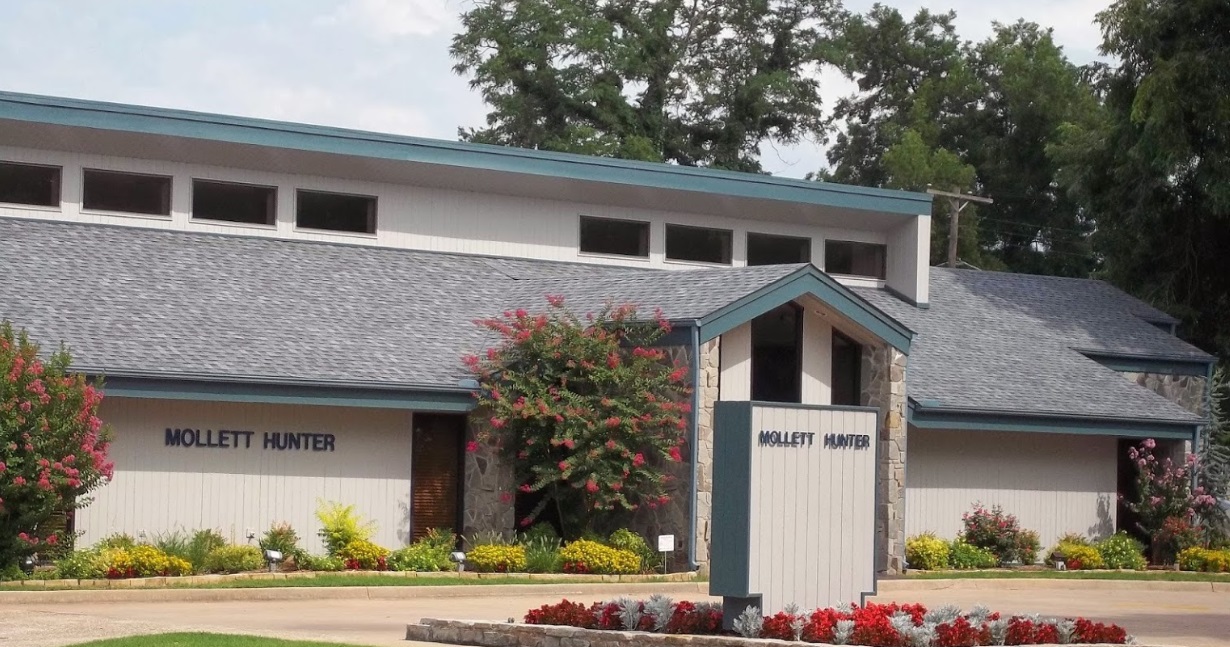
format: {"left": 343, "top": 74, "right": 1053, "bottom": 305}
{"left": 450, "top": 0, "right": 843, "bottom": 172}
{"left": 0, "top": 322, "right": 113, "bottom": 570}
{"left": 1052, "top": 0, "right": 1230, "bottom": 356}
{"left": 826, "top": 6, "right": 1099, "bottom": 275}
{"left": 464, "top": 298, "right": 691, "bottom": 538}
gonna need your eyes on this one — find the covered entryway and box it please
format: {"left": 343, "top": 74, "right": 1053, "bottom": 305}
{"left": 411, "top": 413, "right": 466, "bottom": 541}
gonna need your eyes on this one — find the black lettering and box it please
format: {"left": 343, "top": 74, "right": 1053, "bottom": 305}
{"left": 242, "top": 431, "right": 253, "bottom": 449}
{"left": 758, "top": 430, "right": 772, "bottom": 446}
{"left": 807, "top": 432, "right": 815, "bottom": 446}
{"left": 182, "top": 428, "right": 197, "bottom": 447}
{"left": 287, "top": 433, "right": 301, "bottom": 451}
{"left": 324, "top": 434, "right": 336, "bottom": 452}
{"left": 204, "top": 429, "right": 218, "bottom": 448}
{"left": 217, "top": 430, "right": 230, "bottom": 449}
{"left": 165, "top": 428, "right": 183, "bottom": 447}
{"left": 264, "top": 432, "right": 277, "bottom": 450}
{"left": 311, "top": 434, "right": 325, "bottom": 451}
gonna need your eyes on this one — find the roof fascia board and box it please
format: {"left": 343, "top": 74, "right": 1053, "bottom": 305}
{"left": 698, "top": 267, "right": 913, "bottom": 353}
{"left": 100, "top": 376, "right": 476, "bottom": 412}
{"left": 1078, "top": 351, "right": 1214, "bottom": 377}
{"left": 0, "top": 92, "right": 932, "bottom": 216}
{"left": 909, "top": 405, "right": 1198, "bottom": 440}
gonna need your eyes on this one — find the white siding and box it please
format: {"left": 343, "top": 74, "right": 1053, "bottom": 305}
{"left": 80, "top": 397, "right": 414, "bottom": 553}
{"left": 800, "top": 308, "right": 832, "bottom": 405}
{"left": 0, "top": 145, "right": 890, "bottom": 278}
{"left": 719, "top": 324, "right": 752, "bottom": 401}
{"left": 747, "top": 406, "right": 877, "bottom": 611}
{"left": 886, "top": 215, "right": 931, "bottom": 304}
{"left": 905, "top": 429, "right": 1118, "bottom": 553}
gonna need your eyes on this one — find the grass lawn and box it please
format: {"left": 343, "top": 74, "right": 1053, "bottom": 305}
{"left": 67, "top": 634, "right": 370, "bottom": 647}
{"left": 905, "top": 569, "right": 1229, "bottom": 582}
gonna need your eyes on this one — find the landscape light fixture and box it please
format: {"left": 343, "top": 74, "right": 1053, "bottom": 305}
{"left": 264, "top": 549, "right": 284, "bottom": 573}
{"left": 449, "top": 550, "right": 467, "bottom": 573}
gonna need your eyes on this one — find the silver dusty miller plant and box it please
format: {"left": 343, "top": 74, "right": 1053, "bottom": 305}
{"left": 615, "top": 597, "right": 642, "bottom": 631}
{"left": 783, "top": 603, "right": 805, "bottom": 641}
{"left": 733, "top": 606, "right": 763, "bottom": 639}
{"left": 967, "top": 605, "right": 992, "bottom": 624}
{"left": 832, "top": 619, "right": 856, "bottom": 645}
{"left": 644, "top": 595, "right": 673, "bottom": 633}
{"left": 987, "top": 617, "right": 1010, "bottom": 645}
{"left": 924, "top": 605, "right": 961, "bottom": 625}
{"left": 890, "top": 612, "right": 917, "bottom": 638}
{"left": 1055, "top": 619, "right": 1077, "bottom": 644}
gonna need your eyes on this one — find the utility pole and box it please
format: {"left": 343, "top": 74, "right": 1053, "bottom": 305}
{"left": 927, "top": 187, "right": 993, "bottom": 268}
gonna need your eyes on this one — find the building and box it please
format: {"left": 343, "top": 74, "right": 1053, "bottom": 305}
{"left": 0, "top": 91, "right": 1211, "bottom": 573}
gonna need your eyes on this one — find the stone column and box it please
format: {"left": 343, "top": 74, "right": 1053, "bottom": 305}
{"left": 694, "top": 338, "right": 721, "bottom": 574}
{"left": 462, "top": 416, "right": 515, "bottom": 541}
{"left": 861, "top": 344, "right": 907, "bottom": 574}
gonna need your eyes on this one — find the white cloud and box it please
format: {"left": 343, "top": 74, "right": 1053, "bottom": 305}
{"left": 319, "top": 0, "right": 458, "bottom": 39}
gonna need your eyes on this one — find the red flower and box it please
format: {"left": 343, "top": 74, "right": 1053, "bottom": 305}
{"left": 606, "top": 416, "right": 621, "bottom": 428}
{"left": 546, "top": 294, "right": 565, "bottom": 307}
{"left": 669, "top": 446, "right": 683, "bottom": 462}
{"left": 519, "top": 484, "right": 533, "bottom": 493}
{"left": 465, "top": 441, "right": 480, "bottom": 453}
{"left": 669, "top": 367, "right": 687, "bottom": 382}
{"left": 585, "top": 480, "right": 599, "bottom": 493}
{"left": 632, "top": 453, "right": 645, "bottom": 467}
{"left": 490, "top": 417, "right": 506, "bottom": 428}
{"left": 558, "top": 461, "right": 569, "bottom": 471}
{"left": 605, "top": 440, "right": 617, "bottom": 450}
{"left": 562, "top": 438, "right": 575, "bottom": 449}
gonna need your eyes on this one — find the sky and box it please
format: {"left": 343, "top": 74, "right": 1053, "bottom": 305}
{"left": 0, "top": 0, "right": 1113, "bottom": 178}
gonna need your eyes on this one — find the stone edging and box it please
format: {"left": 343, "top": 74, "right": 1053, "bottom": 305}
{"left": 1, "top": 569, "right": 699, "bottom": 590}
{"left": 404, "top": 619, "right": 1164, "bottom": 647}
{"left": 882, "top": 577, "right": 1230, "bottom": 593}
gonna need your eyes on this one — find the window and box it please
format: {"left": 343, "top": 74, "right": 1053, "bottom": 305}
{"left": 579, "top": 216, "right": 649, "bottom": 257}
{"left": 665, "top": 224, "right": 732, "bottom": 264}
{"left": 751, "top": 303, "right": 803, "bottom": 403}
{"left": 747, "top": 232, "right": 810, "bottom": 266}
{"left": 83, "top": 169, "right": 171, "bottom": 216}
{"left": 831, "top": 330, "right": 862, "bottom": 406}
{"left": 192, "top": 179, "right": 276, "bottom": 226}
{"left": 824, "top": 240, "right": 886, "bottom": 279}
{"left": 296, "top": 189, "right": 376, "bottom": 234}
{"left": 0, "top": 161, "right": 60, "bottom": 207}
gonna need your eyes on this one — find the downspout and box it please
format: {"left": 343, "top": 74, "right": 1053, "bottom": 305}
{"left": 688, "top": 321, "right": 702, "bottom": 571}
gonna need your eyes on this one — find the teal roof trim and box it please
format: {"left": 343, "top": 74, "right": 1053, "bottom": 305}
{"left": 100, "top": 376, "right": 476, "bottom": 412}
{"left": 908, "top": 402, "right": 1199, "bottom": 440}
{"left": 698, "top": 265, "right": 913, "bottom": 353}
{"left": 0, "top": 91, "right": 932, "bottom": 216}
{"left": 1079, "top": 351, "right": 1214, "bottom": 377}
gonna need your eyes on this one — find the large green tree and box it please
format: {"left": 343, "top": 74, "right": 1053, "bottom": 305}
{"left": 826, "top": 6, "right": 1099, "bottom": 275}
{"left": 450, "top": 0, "right": 843, "bottom": 172}
{"left": 1052, "top": 0, "right": 1230, "bottom": 356}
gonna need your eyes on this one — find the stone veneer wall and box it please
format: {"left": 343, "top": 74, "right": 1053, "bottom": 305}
{"left": 1120, "top": 372, "right": 1207, "bottom": 417}
{"left": 860, "top": 344, "right": 908, "bottom": 575}
{"left": 462, "top": 414, "right": 515, "bottom": 541}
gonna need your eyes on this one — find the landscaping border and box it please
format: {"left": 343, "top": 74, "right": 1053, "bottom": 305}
{"left": 404, "top": 619, "right": 1162, "bottom": 647}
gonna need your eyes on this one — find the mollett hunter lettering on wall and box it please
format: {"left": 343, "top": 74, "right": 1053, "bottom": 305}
{"left": 757, "top": 430, "right": 816, "bottom": 447}
{"left": 823, "top": 433, "right": 871, "bottom": 449}
{"left": 164, "top": 428, "right": 337, "bottom": 452}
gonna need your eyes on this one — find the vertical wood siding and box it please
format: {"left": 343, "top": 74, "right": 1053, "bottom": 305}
{"left": 800, "top": 308, "right": 832, "bottom": 405}
{"left": 719, "top": 324, "right": 752, "bottom": 401}
{"left": 747, "top": 406, "right": 877, "bottom": 612}
{"left": 0, "top": 145, "right": 892, "bottom": 277}
{"left": 905, "top": 429, "right": 1118, "bottom": 553}
{"left": 80, "top": 397, "right": 413, "bottom": 554}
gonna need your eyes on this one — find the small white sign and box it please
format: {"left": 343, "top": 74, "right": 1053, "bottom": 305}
{"left": 657, "top": 534, "right": 675, "bottom": 552}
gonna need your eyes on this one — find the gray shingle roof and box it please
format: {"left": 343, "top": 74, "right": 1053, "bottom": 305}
{"left": 854, "top": 269, "right": 1210, "bottom": 423}
{"left": 0, "top": 218, "right": 796, "bottom": 388}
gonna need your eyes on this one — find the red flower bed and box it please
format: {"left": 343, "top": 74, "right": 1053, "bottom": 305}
{"left": 522, "top": 599, "right": 1130, "bottom": 645}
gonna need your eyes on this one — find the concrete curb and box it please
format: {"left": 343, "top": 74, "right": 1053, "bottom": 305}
{"left": 0, "top": 581, "right": 708, "bottom": 605}
{"left": 878, "top": 578, "right": 1226, "bottom": 593}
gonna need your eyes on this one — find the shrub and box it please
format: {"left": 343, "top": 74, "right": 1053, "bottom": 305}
{"left": 1096, "top": 532, "right": 1147, "bottom": 570}
{"left": 467, "top": 544, "right": 527, "bottom": 572}
{"left": 185, "top": 529, "right": 227, "bottom": 574}
{"left": 298, "top": 554, "right": 345, "bottom": 572}
{"left": 0, "top": 322, "right": 114, "bottom": 570}
{"left": 519, "top": 523, "right": 560, "bottom": 544}
{"left": 607, "top": 528, "right": 659, "bottom": 572}
{"left": 422, "top": 527, "right": 457, "bottom": 551}
{"left": 259, "top": 522, "right": 307, "bottom": 568}
{"left": 337, "top": 539, "right": 389, "bottom": 570}
{"left": 948, "top": 539, "right": 997, "bottom": 569}
{"left": 96, "top": 533, "right": 136, "bottom": 550}
{"left": 315, "top": 500, "right": 376, "bottom": 556}
{"left": 905, "top": 533, "right": 950, "bottom": 570}
{"left": 1178, "top": 547, "right": 1230, "bottom": 572}
{"left": 202, "top": 545, "right": 263, "bottom": 574}
{"left": 388, "top": 542, "right": 451, "bottom": 572}
{"left": 559, "top": 539, "right": 640, "bottom": 574}
{"left": 54, "top": 548, "right": 105, "bottom": 579}
{"left": 465, "top": 299, "right": 691, "bottom": 536}
{"left": 1124, "top": 439, "right": 1219, "bottom": 564}
{"left": 151, "top": 529, "right": 190, "bottom": 565}
{"left": 98, "top": 547, "right": 136, "bottom": 579}
{"left": 1056, "top": 541, "right": 1104, "bottom": 570}
{"left": 960, "top": 503, "right": 1037, "bottom": 564}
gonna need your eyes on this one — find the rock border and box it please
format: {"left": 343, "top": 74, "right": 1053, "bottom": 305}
{"left": 404, "top": 619, "right": 1159, "bottom": 647}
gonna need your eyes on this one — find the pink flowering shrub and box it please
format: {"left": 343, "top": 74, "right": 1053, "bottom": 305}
{"left": 464, "top": 297, "right": 691, "bottom": 537}
{"left": 1, "top": 322, "right": 114, "bottom": 568}
{"left": 1124, "top": 439, "right": 1219, "bottom": 563}
{"left": 960, "top": 503, "right": 1040, "bottom": 565}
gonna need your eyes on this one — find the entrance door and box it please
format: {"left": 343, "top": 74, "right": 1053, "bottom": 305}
{"left": 411, "top": 413, "right": 465, "bottom": 542}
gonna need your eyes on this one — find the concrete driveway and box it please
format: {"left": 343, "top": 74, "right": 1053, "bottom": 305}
{"left": 1, "top": 581, "right": 1225, "bottom": 647}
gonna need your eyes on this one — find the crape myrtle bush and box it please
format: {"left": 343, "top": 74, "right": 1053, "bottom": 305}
{"left": 523, "top": 599, "right": 1131, "bottom": 645}
{"left": 1124, "top": 439, "right": 1220, "bottom": 564}
{"left": 0, "top": 322, "right": 114, "bottom": 569}
{"left": 961, "top": 503, "right": 1040, "bottom": 565}
{"left": 465, "top": 297, "right": 692, "bottom": 536}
